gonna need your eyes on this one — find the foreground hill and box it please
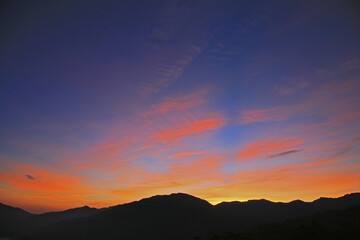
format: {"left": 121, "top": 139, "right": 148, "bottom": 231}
{"left": 212, "top": 204, "right": 360, "bottom": 240}
{"left": 1, "top": 192, "right": 359, "bottom": 239}
{"left": 0, "top": 202, "right": 33, "bottom": 237}
{"left": 215, "top": 192, "right": 360, "bottom": 228}
{"left": 17, "top": 193, "right": 232, "bottom": 240}
{"left": 0, "top": 203, "right": 101, "bottom": 238}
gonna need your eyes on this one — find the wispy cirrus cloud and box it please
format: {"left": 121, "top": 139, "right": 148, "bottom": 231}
{"left": 144, "top": 89, "right": 209, "bottom": 116}
{"left": 59, "top": 88, "right": 224, "bottom": 172}
{"left": 239, "top": 105, "right": 302, "bottom": 124}
{"left": 167, "top": 151, "right": 206, "bottom": 159}
{"left": 267, "top": 149, "right": 303, "bottom": 159}
{"left": 237, "top": 137, "right": 304, "bottom": 161}
{"left": 239, "top": 79, "right": 360, "bottom": 125}
{"left": 140, "top": 44, "right": 203, "bottom": 95}
{"left": 109, "top": 154, "right": 225, "bottom": 202}
{"left": 151, "top": 117, "right": 226, "bottom": 143}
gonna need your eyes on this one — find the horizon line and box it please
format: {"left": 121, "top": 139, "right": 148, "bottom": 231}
{"left": 2, "top": 191, "right": 359, "bottom": 215}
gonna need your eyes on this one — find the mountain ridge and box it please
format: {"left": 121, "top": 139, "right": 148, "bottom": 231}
{"left": 2, "top": 192, "right": 359, "bottom": 215}
{"left": 1, "top": 192, "right": 359, "bottom": 239}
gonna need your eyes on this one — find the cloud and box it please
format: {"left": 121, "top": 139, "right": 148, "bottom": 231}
{"left": 140, "top": 44, "right": 203, "bottom": 95}
{"left": 237, "top": 138, "right": 304, "bottom": 161}
{"left": 0, "top": 165, "right": 88, "bottom": 193}
{"left": 0, "top": 164, "right": 98, "bottom": 212}
{"left": 239, "top": 104, "right": 305, "bottom": 124}
{"left": 329, "top": 147, "right": 352, "bottom": 159}
{"left": 275, "top": 86, "right": 295, "bottom": 95}
{"left": 352, "top": 136, "right": 360, "bottom": 143}
{"left": 167, "top": 151, "right": 206, "bottom": 159}
{"left": 267, "top": 149, "right": 303, "bottom": 159}
{"left": 239, "top": 79, "right": 360, "bottom": 124}
{"left": 343, "top": 58, "right": 360, "bottom": 70}
{"left": 56, "top": 88, "right": 222, "bottom": 172}
{"left": 150, "top": 117, "right": 226, "bottom": 143}
{"left": 25, "top": 174, "right": 36, "bottom": 180}
{"left": 109, "top": 155, "right": 225, "bottom": 201}
{"left": 144, "top": 89, "right": 209, "bottom": 116}
{"left": 274, "top": 81, "right": 310, "bottom": 96}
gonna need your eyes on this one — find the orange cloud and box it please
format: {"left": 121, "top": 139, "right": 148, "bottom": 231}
{"left": 59, "top": 137, "right": 136, "bottom": 170}
{"left": 0, "top": 164, "right": 96, "bottom": 212}
{"left": 57, "top": 89, "right": 218, "bottom": 171}
{"left": 237, "top": 137, "right": 304, "bottom": 160}
{"left": 151, "top": 117, "right": 226, "bottom": 142}
{"left": 0, "top": 164, "right": 88, "bottom": 193}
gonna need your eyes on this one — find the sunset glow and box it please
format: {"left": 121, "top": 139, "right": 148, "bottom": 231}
{"left": 1, "top": 0, "right": 359, "bottom": 213}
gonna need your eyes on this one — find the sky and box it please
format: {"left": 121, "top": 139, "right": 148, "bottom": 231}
{"left": 0, "top": 0, "right": 359, "bottom": 213}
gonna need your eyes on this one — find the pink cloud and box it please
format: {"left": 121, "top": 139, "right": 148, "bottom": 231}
{"left": 237, "top": 137, "right": 304, "bottom": 161}
{"left": 151, "top": 117, "right": 226, "bottom": 143}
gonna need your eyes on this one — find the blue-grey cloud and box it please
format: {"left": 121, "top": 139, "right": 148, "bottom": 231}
{"left": 267, "top": 149, "right": 302, "bottom": 159}
{"left": 25, "top": 174, "right": 36, "bottom": 180}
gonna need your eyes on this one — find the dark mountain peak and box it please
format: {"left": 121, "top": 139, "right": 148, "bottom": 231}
{"left": 317, "top": 197, "right": 331, "bottom": 201}
{"left": 40, "top": 205, "right": 99, "bottom": 217}
{"left": 216, "top": 198, "right": 274, "bottom": 207}
{"left": 0, "top": 202, "right": 32, "bottom": 217}
{"left": 103, "top": 192, "right": 214, "bottom": 219}
{"left": 66, "top": 205, "right": 96, "bottom": 211}
{"left": 146, "top": 192, "right": 201, "bottom": 200}
{"left": 170, "top": 192, "right": 198, "bottom": 198}
{"left": 289, "top": 199, "right": 305, "bottom": 204}
{"left": 216, "top": 193, "right": 360, "bottom": 208}
{"left": 311, "top": 192, "right": 360, "bottom": 211}
{"left": 0, "top": 202, "right": 17, "bottom": 209}
{"left": 338, "top": 192, "right": 360, "bottom": 199}
{"left": 314, "top": 192, "right": 360, "bottom": 202}
{"left": 247, "top": 199, "right": 273, "bottom": 204}
{"left": 135, "top": 192, "right": 212, "bottom": 208}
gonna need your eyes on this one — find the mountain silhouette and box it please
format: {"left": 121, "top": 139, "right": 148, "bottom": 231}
{"left": 215, "top": 192, "right": 360, "bottom": 228}
{"left": 212, "top": 203, "right": 360, "bottom": 240}
{"left": 15, "top": 193, "right": 232, "bottom": 240}
{"left": 0, "top": 203, "right": 101, "bottom": 238}
{"left": 30, "top": 205, "right": 100, "bottom": 223}
{"left": 0, "top": 202, "right": 33, "bottom": 238}
{"left": 1, "top": 192, "right": 359, "bottom": 240}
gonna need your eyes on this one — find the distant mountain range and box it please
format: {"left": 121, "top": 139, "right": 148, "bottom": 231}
{"left": 1, "top": 192, "right": 359, "bottom": 240}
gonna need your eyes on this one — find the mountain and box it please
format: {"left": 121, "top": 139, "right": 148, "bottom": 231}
{"left": 0, "top": 203, "right": 33, "bottom": 238}
{"left": 214, "top": 192, "right": 360, "bottom": 228}
{"left": 31, "top": 205, "right": 100, "bottom": 223}
{"left": 1, "top": 192, "right": 359, "bottom": 240}
{"left": 0, "top": 203, "right": 101, "bottom": 238}
{"left": 17, "top": 193, "right": 233, "bottom": 240}
{"left": 20, "top": 205, "right": 101, "bottom": 235}
{"left": 212, "top": 204, "right": 360, "bottom": 240}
